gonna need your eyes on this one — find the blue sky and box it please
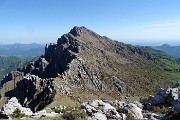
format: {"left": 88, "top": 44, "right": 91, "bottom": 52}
{"left": 0, "top": 0, "right": 180, "bottom": 45}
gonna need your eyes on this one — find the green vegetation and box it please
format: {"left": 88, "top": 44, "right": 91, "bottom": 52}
{"left": 151, "top": 105, "right": 170, "bottom": 115}
{"left": 0, "top": 56, "right": 29, "bottom": 79}
{"left": 0, "top": 43, "right": 43, "bottom": 80}
{"left": 12, "top": 108, "right": 26, "bottom": 119}
{"left": 62, "top": 110, "right": 87, "bottom": 120}
{"left": 141, "top": 47, "right": 180, "bottom": 84}
{"left": 54, "top": 109, "right": 67, "bottom": 114}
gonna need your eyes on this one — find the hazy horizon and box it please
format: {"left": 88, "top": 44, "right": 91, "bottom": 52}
{"left": 0, "top": 39, "right": 180, "bottom": 47}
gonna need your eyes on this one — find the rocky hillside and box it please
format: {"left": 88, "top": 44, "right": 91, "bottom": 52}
{"left": 140, "top": 46, "right": 180, "bottom": 84}
{"left": 1, "top": 26, "right": 179, "bottom": 112}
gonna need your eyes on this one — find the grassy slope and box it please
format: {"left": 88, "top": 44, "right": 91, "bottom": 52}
{"left": 77, "top": 35, "right": 173, "bottom": 96}
{"left": 141, "top": 47, "right": 180, "bottom": 84}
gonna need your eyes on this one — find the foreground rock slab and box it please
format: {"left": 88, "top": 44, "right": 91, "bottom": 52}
{"left": 123, "top": 103, "right": 143, "bottom": 119}
{"left": 1, "top": 97, "right": 33, "bottom": 116}
{"left": 31, "top": 110, "right": 58, "bottom": 118}
{"left": 81, "top": 99, "right": 143, "bottom": 120}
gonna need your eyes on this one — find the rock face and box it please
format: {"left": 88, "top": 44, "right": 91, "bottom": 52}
{"left": 0, "top": 26, "right": 172, "bottom": 111}
{"left": 81, "top": 99, "right": 144, "bottom": 120}
{"left": 123, "top": 103, "right": 143, "bottom": 119}
{"left": 138, "top": 83, "right": 180, "bottom": 119}
{"left": 5, "top": 74, "right": 56, "bottom": 112}
{"left": 1, "top": 97, "right": 33, "bottom": 116}
{"left": 81, "top": 83, "right": 180, "bottom": 120}
{"left": 1, "top": 97, "right": 59, "bottom": 118}
{"left": 150, "top": 87, "right": 179, "bottom": 106}
{"left": 140, "top": 85, "right": 179, "bottom": 109}
{"left": 31, "top": 110, "right": 58, "bottom": 118}
{"left": 172, "top": 99, "right": 180, "bottom": 112}
{"left": 87, "top": 112, "right": 107, "bottom": 120}
{"left": 17, "top": 74, "right": 56, "bottom": 111}
{"left": 81, "top": 100, "right": 124, "bottom": 120}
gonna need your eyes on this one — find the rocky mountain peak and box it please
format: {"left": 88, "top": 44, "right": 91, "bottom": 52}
{"left": 69, "top": 26, "right": 87, "bottom": 36}
{"left": 69, "top": 26, "right": 103, "bottom": 40}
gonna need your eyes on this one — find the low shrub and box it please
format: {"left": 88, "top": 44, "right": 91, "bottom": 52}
{"left": 126, "top": 113, "right": 137, "bottom": 120}
{"left": 54, "top": 109, "right": 66, "bottom": 113}
{"left": 151, "top": 105, "right": 170, "bottom": 114}
{"left": 62, "top": 110, "right": 87, "bottom": 120}
{"left": 12, "top": 108, "right": 26, "bottom": 118}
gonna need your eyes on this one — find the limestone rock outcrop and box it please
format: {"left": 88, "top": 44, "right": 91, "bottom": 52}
{"left": 138, "top": 83, "right": 180, "bottom": 120}
{"left": 140, "top": 85, "right": 179, "bottom": 109}
{"left": 1, "top": 97, "right": 33, "bottom": 116}
{"left": 172, "top": 99, "right": 180, "bottom": 112}
{"left": 5, "top": 74, "right": 56, "bottom": 112}
{"left": 31, "top": 110, "right": 58, "bottom": 118}
{"left": 17, "top": 74, "right": 56, "bottom": 111}
{"left": 123, "top": 103, "right": 143, "bottom": 119}
{"left": 81, "top": 99, "right": 144, "bottom": 120}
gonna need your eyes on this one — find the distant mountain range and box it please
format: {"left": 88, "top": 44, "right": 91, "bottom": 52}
{"left": 0, "top": 43, "right": 44, "bottom": 58}
{"left": 0, "top": 56, "right": 29, "bottom": 79}
{"left": 0, "top": 43, "right": 44, "bottom": 79}
{"left": 152, "top": 44, "right": 180, "bottom": 58}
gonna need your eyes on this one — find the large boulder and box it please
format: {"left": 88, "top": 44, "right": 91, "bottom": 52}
{"left": 172, "top": 99, "right": 180, "bottom": 112}
{"left": 16, "top": 74, "right": 56, "bottom": 112}
{"left": 124, "top": 103, "right": 143, "bottom": 119}
{"left": 166, "top": 87, "right": 179, "bottom": 100}
{"left": 105, "top": 109, "right": 122, "bottom": 120}
{"left": 81, "top": 100, "right": 116, "bottom": 114}
{"left": 1, "top": 97, "right": 33, "bottom": 116}
{"left": 81, "top": 100, "right": 124, "bottom": 120}
{"left": 151, "top": 88, "right": 166, "bottom": 106}
{"left": 87, "top": 112, "right": 107, "bottom": 120}
{"left": 133, "top": 101, "right": 144, "bottom": 109}
{"left": 31, "top": 110, "right": 58, "bottom": 118}
{"left": 150, "top": 87, "right": 179, "bottom": 106}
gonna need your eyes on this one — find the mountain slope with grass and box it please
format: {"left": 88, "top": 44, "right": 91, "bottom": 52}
{"left": 140, "top": 46, "right": 180, "bottom": 84}
{"left": 1, "top": 26, "right": 180, "bottom": 112}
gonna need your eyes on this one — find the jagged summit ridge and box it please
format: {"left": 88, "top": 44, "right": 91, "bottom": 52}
{"left": 69, "top": 26, "right": 103, "bottom": 39}
{"left": 69, "top": 26, "right": 87, "bottom": 36}
{"left": 58, "top": 26, "right": 111, "bottom": 47}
